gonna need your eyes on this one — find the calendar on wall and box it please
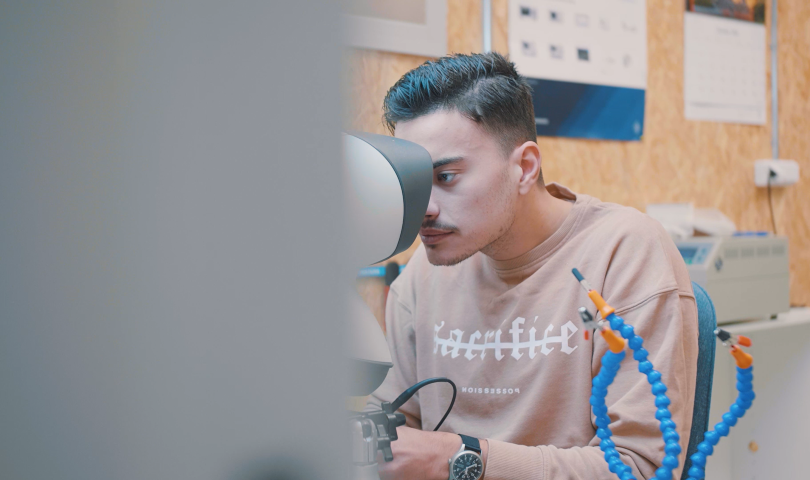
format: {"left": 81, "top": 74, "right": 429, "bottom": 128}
{"left": 684, "top": 1, "right": 767, "bottom": 125}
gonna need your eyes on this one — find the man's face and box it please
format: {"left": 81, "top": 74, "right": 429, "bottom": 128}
{"left": 395, "top": 110, "right": 519, "bottom": 266}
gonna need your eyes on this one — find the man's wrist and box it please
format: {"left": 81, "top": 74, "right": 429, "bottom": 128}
{"left": 431, "top": 434, "right": 488, "bottom": 480}
{"left": 480, "top": 438, "right": 489, "bottom": 478}
{"left": 430, "top": 431, "right": 462, "bottom": 480}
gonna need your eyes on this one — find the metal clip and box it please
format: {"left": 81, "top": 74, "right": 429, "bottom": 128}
{"left": 714, "top": 328, "right": 752, "bottom": 348}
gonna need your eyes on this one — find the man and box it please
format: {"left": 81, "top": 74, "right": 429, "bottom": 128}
{"left": 366, "top": 52, "right": 698, "bottom": 480}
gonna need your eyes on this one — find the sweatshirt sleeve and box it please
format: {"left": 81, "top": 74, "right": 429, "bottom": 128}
{"left": 364, "top": 286, "right": 423, "bottom": 428}
{"left": 484, "top": 290, "right": 698, "bottom": 480}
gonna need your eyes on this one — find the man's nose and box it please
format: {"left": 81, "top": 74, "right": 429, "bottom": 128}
{"left": 424, "top": 194, "right": 439, "bottom": 218}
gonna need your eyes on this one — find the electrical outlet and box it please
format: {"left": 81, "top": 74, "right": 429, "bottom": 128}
{"left": 754, "top": 159, "right": 800, "bottom": 187}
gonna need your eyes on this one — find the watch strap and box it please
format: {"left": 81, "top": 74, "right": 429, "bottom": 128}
{"left": 459, "top": 434, "right": 481, "bottom": 454}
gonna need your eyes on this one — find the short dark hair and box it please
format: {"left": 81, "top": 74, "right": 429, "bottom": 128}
{"left": 383, "top": 52, "right": 540, "bottom": 182}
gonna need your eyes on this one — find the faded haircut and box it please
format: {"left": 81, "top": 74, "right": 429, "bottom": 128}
{"left": 382, "top": 52, "right": 541, "bottom": 183}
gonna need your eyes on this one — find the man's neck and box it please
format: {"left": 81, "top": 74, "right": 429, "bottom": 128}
{"left": 483, "top": 184, "right": 573, "bottom": 262}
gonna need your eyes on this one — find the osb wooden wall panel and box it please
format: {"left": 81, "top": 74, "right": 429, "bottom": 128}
{"left": 348, "top": 0, "right": 810, "bottom": 323}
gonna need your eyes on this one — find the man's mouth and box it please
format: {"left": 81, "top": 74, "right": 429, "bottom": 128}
{"left": 420, "top": 228, "right": 453, "bottom": 245}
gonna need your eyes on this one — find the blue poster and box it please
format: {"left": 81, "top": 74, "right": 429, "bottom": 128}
{"left": 528, "top": 78, "right": 645, "bottom": 141}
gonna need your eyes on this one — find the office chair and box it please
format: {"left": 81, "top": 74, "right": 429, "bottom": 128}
{"left": 680, "top": 282, "right": 717, "bottom": 479}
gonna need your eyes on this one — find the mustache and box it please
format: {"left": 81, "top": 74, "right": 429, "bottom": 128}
{"left": 421, "top": 220, "right": 458, "bottom": 232}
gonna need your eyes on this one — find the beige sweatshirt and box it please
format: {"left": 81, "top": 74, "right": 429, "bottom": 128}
{"left": 367, "top": 184, "right": 698, "bottom": 480}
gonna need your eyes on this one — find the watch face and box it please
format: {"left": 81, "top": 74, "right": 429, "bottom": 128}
{"left": 452, "top": 452, "right": 483, "bottom": 480}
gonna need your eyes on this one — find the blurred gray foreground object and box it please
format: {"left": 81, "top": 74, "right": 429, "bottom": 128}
{"left": 0, "top": 1, "right": 347, "bottom": 479}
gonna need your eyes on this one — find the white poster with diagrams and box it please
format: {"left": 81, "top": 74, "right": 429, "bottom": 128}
{"left": 509, "top": 0, "right": 647, "bottom": 141}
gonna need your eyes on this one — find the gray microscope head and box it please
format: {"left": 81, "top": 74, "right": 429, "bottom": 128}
{"left": 343, "top": 132, "right": 432, "bottom": 396}
{"left": 343, "top": 132, "right": 433, "bottom": 266}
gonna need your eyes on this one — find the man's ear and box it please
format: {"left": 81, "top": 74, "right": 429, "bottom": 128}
{"left": 514, "top": 141, "right": 542, "bottom": 194}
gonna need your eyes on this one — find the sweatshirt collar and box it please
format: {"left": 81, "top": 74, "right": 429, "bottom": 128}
{"left": 485, "top": 183, "right": 582, "bottom": 282}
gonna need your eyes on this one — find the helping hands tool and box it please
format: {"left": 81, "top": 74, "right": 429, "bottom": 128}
{"left": 572, "top": 269, "right": 756, "bottom": 480}
{"left": 573, "top": 268, "right": 680, "bottom": 480}
{"left": 683, "top": 328, "right": 754, "bottom": 480}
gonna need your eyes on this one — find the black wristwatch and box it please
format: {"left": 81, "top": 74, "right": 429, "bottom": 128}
{"left": 448, "top": 434, "right": 484, "bottom": 480}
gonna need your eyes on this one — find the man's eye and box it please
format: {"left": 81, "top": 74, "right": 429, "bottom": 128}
{"left": 437, "top": 172, "right": 456, "bottom": 183}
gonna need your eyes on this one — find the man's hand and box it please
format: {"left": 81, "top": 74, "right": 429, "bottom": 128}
{"left": 377, "top": 427, "right": 488, "bottom": 480}
{"left": 377, "top": 427, "right": 459, "bottom": 480}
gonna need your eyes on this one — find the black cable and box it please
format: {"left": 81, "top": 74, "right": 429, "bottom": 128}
{"left": 390, "top": 377, "right": 457, "bottom": 431}
{"left": 768, "top": 169, "right": 778, "bottom": 235}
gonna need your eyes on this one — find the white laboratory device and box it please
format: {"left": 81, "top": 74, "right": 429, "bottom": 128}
{"left": 674, "top": 236, "right": 790, "bottom": 324}
{"left": 343, "top": 132, "right": 433, "bottom": 480}
{"left": 343, "top": 131, "right": 433, "bottom": 396}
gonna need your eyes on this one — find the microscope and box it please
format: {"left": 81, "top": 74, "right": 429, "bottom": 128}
{"left": 342, "top": 132, "right": 433, "bottom": 480}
